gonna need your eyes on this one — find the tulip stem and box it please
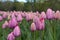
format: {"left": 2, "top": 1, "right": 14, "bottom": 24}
{"left": 48, "top": 20, "right": 54, "bottom": 40}
{"left": 3, "top": 29, "right": 5, "bottom": 40}
{"left": 42, "top": 30, "right": 44, "bottom": 40}
{"left": 34, "top": 31, "right": 35, "bottom": 40}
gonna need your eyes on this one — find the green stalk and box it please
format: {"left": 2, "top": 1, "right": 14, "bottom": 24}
{"left": 48, "top": 20, "right": 54, "bottom": 40}
{"left": 42, "top": 30, "right": 44, "bottom": 40}
{"left": 3, "top": 29, "right": 5, "bottom": 40}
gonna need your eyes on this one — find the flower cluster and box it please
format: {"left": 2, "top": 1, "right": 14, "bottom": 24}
{"left": 1, "top": 8, "right": 60, "bottom": 40}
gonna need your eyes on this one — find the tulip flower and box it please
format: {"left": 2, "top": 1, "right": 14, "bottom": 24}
{"left": 7, "top": 32, "right": 15, "bottom": 40}
{"left": 11, "top": 13, "right": 16, "bottom": 20}
{"left": 2, "top": 21, "right": 8, "bottom": 29}
{"left": 0, "top": 16, "right": 3, "bottom": 21}
{"left": 13, "top": 26, "right": 21, "bottom": 37}
{"left": 25, "top": 13, "right": 33, "bottom": 21}
{"left": 46, "top": 8, "right": 54, "bottom": 19}
{"left": 40, "top": 11, "right": 46, "bottom": 19}
{"left": 33, "top": 16, "right": 41, "bottom": 30}
{"left": 54, "top": 10, "right": 60, "bottom": 20}
{"left": 8, "top": 18, "right": 18, "bottom": 28}
{"left": 2, "top": 13, "right": 7, "bottom": 19}
{"left": 39, "top": 17, "right": 45, "bottom": 30}
{"left": 33, "top": 16, "right": 45, "bottom": 30}
{"left": 30, "top": 22, "right": 36, "bottom": 31}
{"left": 21, "top": 13, "right": 26, "bottom": 17}
{"left": 16, "top": 14, "right": 23, "bottom": 22}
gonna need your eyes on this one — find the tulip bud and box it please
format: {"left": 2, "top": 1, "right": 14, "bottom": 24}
{"left": 46, "top": 8, "right": 54, "bottom": 19}
{"left": 40, "top": 11, "right": 46, "bottom": 19}
{"left": 39, "top": 17, "right": 45, "bottom": 30}
{"left": 33, "top": 16, "right": 40, "bottom": 30}
{"left": 2, "top": 21, "right": 8, "bottom": 29}
{"left": 13, "top": 26, "right": 21, "bottom": 37}
{"left": 7, "top": 32, "right": 15, "bottom": 40}
{"left": 16, "top": 14, "right": 23, "bottom": 22}
{"left": 30, "top": 22, "right": 36, "bottom": 31}
{"left": 8, "top": 18, "right": 18, "bottom": 28}
{"left": 0, "top": 16, "right": 3, "bottom": 21}
{"left": 2, "top": 13, "right": 7, "bottom": 19}
{"left": 54, "top": 10, "right": 60, "bottom": 20}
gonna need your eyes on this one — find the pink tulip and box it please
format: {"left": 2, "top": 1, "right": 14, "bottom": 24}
{"left": 54, "top": 10, "right": 60, "bottom": 20}
{"left": 21, "top": 13, "right": 26, "bottom": 17}
{"left": 2, "top": 13, "right": 7, "bottom": 19}
{"left": 30, "top": 22, "right": 36, "bottom": 31}
{"left": 13, "top": 26, "right": 21, "bottom": 37}
{"left": 46, "top": 8, "right": 54, "bottom": 19}
{"left": 39, "top": 17, "right": 45, "bottom": 30}
{"left": 0, "top": 16, "right": 3, "bottom": 21}
{"left": 36, "top": 11, "right": 40, "bottom": 17}
{"left": 2, "top": 21, "right": 8, "bottom": 29}
{"left": 16, "top": 14, "right": 23, "bottom": 22}
{"left": 8, "top": 18, "right": 18, "bottom": 28}
{"left": 33, "top": 16, "right": 41, "bottom": 30}
{"left": 11, "top": 13, "right": 16, "bottom": 19}
{"left": 40, "top": 11, "right": 46, "bottom": 19}
{"left": 56, "top": 11, "right": 60, "bottom": 20}
{"left": 25, "top": 13, "right": 32, "bottom": 21}
{"left": 7, "top": 32, "right": 15, "bottom": 40}
{"left": 33, "top": 16, "right": 45, "bottom": 30}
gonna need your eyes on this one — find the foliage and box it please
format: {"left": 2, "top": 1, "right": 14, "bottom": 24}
{"left": 0, "top": 0, "right": 60, "bottom": 11}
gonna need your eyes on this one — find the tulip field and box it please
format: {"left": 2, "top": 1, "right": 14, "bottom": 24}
{"left": 0, "top": 8, "right": 60, "bottom": 40}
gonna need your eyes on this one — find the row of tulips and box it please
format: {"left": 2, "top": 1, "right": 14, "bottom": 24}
{"left": 0, "top": 8, "right": 60, "bottom": 40}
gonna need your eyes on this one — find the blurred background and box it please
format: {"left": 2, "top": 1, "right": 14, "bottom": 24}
{"left": 0, "top": 0, "right": 60, "bottom": 12}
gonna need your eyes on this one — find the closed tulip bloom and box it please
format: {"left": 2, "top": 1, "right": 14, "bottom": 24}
{"left": 25, "top": 13, "right": 32, "bottom": 21}
{"left": 2, "top": 13, "right": 7, "bottom": 19}
{"left": 54, "top": 10, "right": 59, "bottom": 19}
{"left": 33, "top": 16, "right": 45, "bottom": 30}
{"left": 2, "top": 23, "right": 5, "bottom": 29}
{"left": 2, "top": 21, "right": 8, "bottom": 29}
{"left": 54, "top": 10, "right": 60, "bottom": 20}
{"left": 0, "top": 16, "right": 3, "bottom": 21}
{"left": 25, "top": 13, "right": 30, "bottom": 21}
{"left": 46, "top": 8, "right": 54, "bottom": 19}
{"left": 21, "top": 13, "right": 26, "bottom": 17}
{"left": 8, "top": 18, "right": 18, "bottom": 28}
{"left": 13, "top": 26, "right": 21, "bottom": 37}
{"left": 17, "top": 14, "right": 23, "bottom": 22}
{"left": 7, "top": 32, "right": 15, "bottom": 40}
{"left": 11, "top": 13, "right": 16, "bottom": 20}
{"left": 30, "top": 22, "right": 36, "bottom": 31}
{"left": 40, "top": 11, "right": 46, "bottom": 19}
{"left": 53, "top": 11, "right": 55, "bottom": 14}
